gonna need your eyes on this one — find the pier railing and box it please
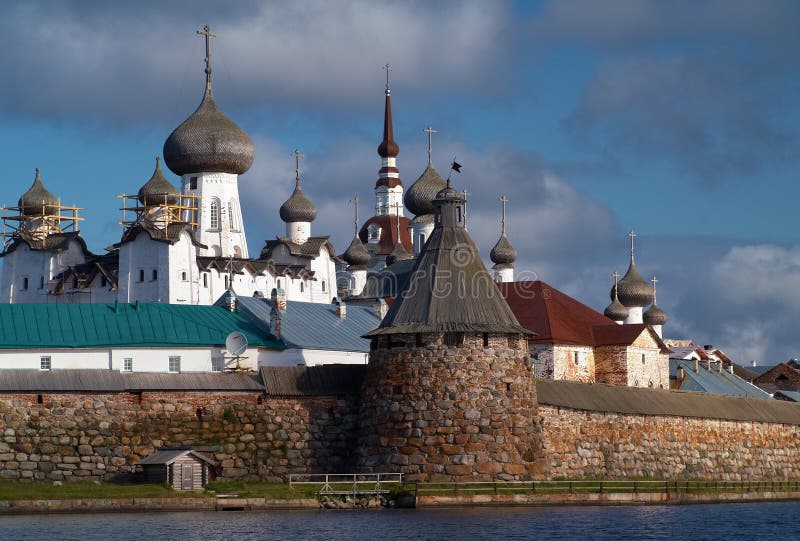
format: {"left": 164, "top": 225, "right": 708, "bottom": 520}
{"left": 288, "top": 473, "right": 403, "bottom": 498}
{"left": 413, "top": 479, "right": 800, "bottom": 497}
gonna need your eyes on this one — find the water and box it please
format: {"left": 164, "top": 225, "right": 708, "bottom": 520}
{"left": 0, "top": 501, "right": 793, "bottom": 540}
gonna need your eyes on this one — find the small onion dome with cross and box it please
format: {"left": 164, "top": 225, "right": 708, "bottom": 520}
{"left": 611, "top": 231, "right": 654, "bottom": 308}
{"left": 163, "top": 25, "right": 255, "bottom": 176}
{"left": 490, "top": 234, "right": 517, "bottom": 266}
{"left": 18, "top": 169, "right": 58, "bottom": 217}
{"left": 404, "top": 164, "right": 447, "bottom": 216}
{"left": 385, "top": 241, "right": 412, "bottom": 266}
{"left": 604, "top": 272, "right": 629, "bottom": 322}
{"left": 279, "top": 150, "right": 317, "bottom": 223}
{"left": 138, "top": 157, "right": 179, "bottom": 206}
{"left": 341, "top": 236, "right": 371, "bottom": 269}
{"left": 643, "top": 276, "right": 668, "bottom": 325}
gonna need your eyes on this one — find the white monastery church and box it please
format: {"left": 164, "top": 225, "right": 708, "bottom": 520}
{"left": 0, "top": 26, "right": 338, "bottom": 306}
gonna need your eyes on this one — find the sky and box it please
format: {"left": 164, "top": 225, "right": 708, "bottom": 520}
{"left": 0, "top": 0, "right": 798, "bottom": 364}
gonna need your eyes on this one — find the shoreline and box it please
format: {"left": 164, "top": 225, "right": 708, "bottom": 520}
{"left": 2, "top": 489, "right": 800, "bottom": 515}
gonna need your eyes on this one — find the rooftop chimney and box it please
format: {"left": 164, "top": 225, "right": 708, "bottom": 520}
{"left": 333, "top": 297, "right": 346, "bottom": 318}
{"left": 705, "top": 359, "right": 711, "bottom": 371}
{"left": 373, "top": 298, "right": 388, "bottom": 320}
{"left": 704, "top": 344, "right": 713, "bottom": 351}
{"left": 693, "top": 359, "right": 699, "bottom": 372}
{"left": 678, "top": 367, "right": 685, "bottom": 380}
{"left": 717, "top": 361, "right": 722, "bottom": 373}
{"left": 729, "top": 364, "right": 734, "bottom": 375}
{"left": 271, "top": 287, "right": 287, "bottom": 312}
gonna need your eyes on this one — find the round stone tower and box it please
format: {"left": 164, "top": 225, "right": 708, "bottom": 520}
{"left": 355, "top": 182, "right": 542, "bottom": 482}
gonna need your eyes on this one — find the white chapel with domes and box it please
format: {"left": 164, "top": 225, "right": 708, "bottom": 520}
{"left": 0, "top": 26, "right": 338, "bottom": 306}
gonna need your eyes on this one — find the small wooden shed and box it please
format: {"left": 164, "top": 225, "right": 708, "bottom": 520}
{"left": 138, "top": 449, "right": 216, "bottom": 490}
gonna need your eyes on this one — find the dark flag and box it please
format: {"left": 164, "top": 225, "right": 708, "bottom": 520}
{"left": 451, "top": 160, "right": 462, "bottom": 173}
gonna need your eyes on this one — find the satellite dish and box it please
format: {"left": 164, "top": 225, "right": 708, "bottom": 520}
{"left": 225, "top": 332, "right": 248, "bottom": 356}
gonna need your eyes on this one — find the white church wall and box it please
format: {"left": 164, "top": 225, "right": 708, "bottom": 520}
{"left": 258, "top": 348, "right": 368, "bottom": 367}
{"left": 117, "top": 233, "right": 168, "bottom": 303}
{"left": 181, "top": 172, "right": 248, "bottom": 258}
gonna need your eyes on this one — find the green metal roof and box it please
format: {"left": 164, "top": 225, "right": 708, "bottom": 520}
{"left": 0, "top": 302, "right": 283, "bottom": 350}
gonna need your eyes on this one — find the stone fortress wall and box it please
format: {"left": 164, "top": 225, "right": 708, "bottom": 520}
{"left": 1, "top": 380, "right": 800, "bottom": 483}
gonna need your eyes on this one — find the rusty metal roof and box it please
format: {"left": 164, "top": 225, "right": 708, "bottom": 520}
{"left": 536, "top": 378, "right": 800, "bottom": 424}
{"left": 260, "top": 365, "right": 365, "bottom": 396}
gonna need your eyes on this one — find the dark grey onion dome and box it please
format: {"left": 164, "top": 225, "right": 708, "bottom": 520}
{"left": 435, "top": 184, "right": 461, "bottom": 201}
{"left": 490, "top": 234, "right": 517, "bottom": 266}
{"left": 643, "top": 303, "right": 668, "bottom": 326}
{"left": 604, "top": 295, "right": 629, "bottom": 322}
{"left": 342, "top": 235, "right": 371, "bottom": 268}
{"left": 138, "top": 157, "right": 179, "bottom": 206}
{"left": 279, "top": 180, "right": 317, "bottom": 223}
{"left": 19, "top": 168, "right": 58, "bottom": 216}
{"left": 385, "top": 241, "right": 412, "bottom": 266}
{"left": 163, "top": 86, "right": 255, "bottom": 176}
{"left": 404, "top": 164, "right": 447, "bottom": 216}
{"left": 612, "top": 261, "right": 654, "bottom": 308}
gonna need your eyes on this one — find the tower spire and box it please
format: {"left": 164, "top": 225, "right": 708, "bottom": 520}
{"left": 628, "top": 230, "right": 636, "bottom": 263}
{"left": 196, "top": 24, "right": 216, "bottom": 93}
{"left": 651, "top": 275, "right": 658, "bottom": 304}
{"left": 423, "top": 125, "right": 436, "bottom": 166}
{"left": 293, "top": 148, "right": 303, "bottom": 189}
{"left": 613, "top": 271, "right": 620, "bottom": 298}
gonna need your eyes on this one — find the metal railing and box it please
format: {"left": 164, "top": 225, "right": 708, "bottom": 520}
{"left": 288, "top": 473, "right": 404, "bottom": 498}
{"left": 413, "top": 479, "right": 800, "bottom": 497}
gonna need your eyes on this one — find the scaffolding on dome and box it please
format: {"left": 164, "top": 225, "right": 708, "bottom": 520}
{"left": 117, "top": 192, "right": 200, "bottom": 232}
{"left": 0, "top": 199, "right": 83, "bottom": 250}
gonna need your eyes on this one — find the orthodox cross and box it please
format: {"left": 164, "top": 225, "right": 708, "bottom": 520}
{"left": 350, "top": 195, "right": 359, "bottom": 235}
{"left": 293, "top": 149, "right": 303, "bottom": 186}
{"left": 462, "top": 187, "right": 471, "bottom": 227}
{"left": 423, "top": 125, "right": 436, "bottom": 165}
{"left": 499, "top": 195, "right": 508, "bottom": 235}
{"left": 392, "top": 202, "right": 403, "bottom": 240}
{"left": 651, "top": 276, "right": 659, "bottom": 303}
{"left": 196, "top": 24, "right": 216, "bottom": 87}
{"left": 628, "top": 230, "right": 636, "bottom": 260}
{"left": 612, "top": 271, "right": 620, "bottom": 296}
{"left": 383, "top": 63, "right": 391, "bottom": 92}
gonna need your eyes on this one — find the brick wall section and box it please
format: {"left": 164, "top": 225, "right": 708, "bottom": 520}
{"left": 531, "top": 344, "right": 595, "bottom": 382}
{"left": 540, "top": 405, "right": 800, "bottom": 480}
{"left": 0, "top": 392, "right": 359, "bottom": 483}
{"left": 355, "top": 333, "right": 543, "bottom": 482}
{"left": 594, "top": 331, "right": 668, "bottom": 389}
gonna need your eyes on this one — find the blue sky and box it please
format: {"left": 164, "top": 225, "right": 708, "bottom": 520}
{"left": 1, "top": 1, "right": 798, "bottom": 363}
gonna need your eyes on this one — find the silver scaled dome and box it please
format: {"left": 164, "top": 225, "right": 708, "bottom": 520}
{"left": 404, "top": 164, "right": 447, "bottom": 216}
{"left": 612, "top": 261, "right": 654, "bottom": 308}
{"left": 341, "top": 235, "right": 371, "bottom": 268}
{"left": 643, "top": 303, "right": 668, "bottom": 326}
{"left": 163, "top": 86, "right": 255, "bottom": 176}
{"left": 138, "top": 157, "right": 179, "bottom": 206}
{"left": 385, "top": 241, "right": 412, "bottom": 266}
{"left": 490, "top": 234, "right": 517, "bottom": 266}
{"left": 279, "top": 181, "right": 317, "bottom": 223}
{"left": 19, "top": 169, "right": 58, "bottom": 216}
{"left": 604, "top": 296, "right": 629, "bottom": 322}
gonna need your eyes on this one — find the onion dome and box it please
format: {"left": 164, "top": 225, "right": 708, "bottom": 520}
{"left": 613, "top": 260, "right": 654, "bottom": 307}
{"left": 604, "top": 272, "right": 629, "bottom": 322}
{"left": 404, "top": 164, "right": 447, "bottom": 216}
{"left": 435, "top": 184, "right": 461, "bottom": 201}
{"left": 18, "top": 168, "right": 58, "bottom": 216}
{"left": 490, "top": 234, "right": 517, "bottom": 266}
{"left": 342, "top": 235, "right": 371, "bottom": 268}
{"left": 279, "top": 179, "right": 317, "bottom": 223}
{"left": 644, "top": 303, "right": 668, "bottom": 326}
{"left": 163, "top": 85, "right": 255, "bottom": 176}
{"left": 138, "top": 157, "right": 179, "bottom": 206}
{"left": 385, "top": 241, "right": 412, "bottom": 266}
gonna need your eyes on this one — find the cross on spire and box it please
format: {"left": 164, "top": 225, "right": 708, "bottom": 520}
{"left": 499, "top": 195, "right": 508, "bottom": 235}
{"left": 612, "top": 271, "right": 620, "bottom": 297}
{"left": 423, "top": 125, "right": 437, "bottom": 165}
{"left": 462, "top": 187, "right": 471, "bottom": 227}
{"left": 393, "top": 202, "right": 403, "bottom": 240}
{"left": 383, "top": 63, "right": 391, "bottom": 94}
{"left": 350, "top": 195, "right": 359, "bottom": 235}
{"left": 628, "top": 230, "right": 637, "bottom": 261}
{"left": 293, "top": 149, "right": 304, "bottom": 186}
{"left": 196, "top": 24, "right": 216, "bottom": 90}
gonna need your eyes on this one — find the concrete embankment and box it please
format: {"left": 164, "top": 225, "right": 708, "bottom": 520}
{"left": 416, "top": 490, "right": 800, "bottom": 507}
{"left": 0, "top": 497, "right": 320, "bottom": 514}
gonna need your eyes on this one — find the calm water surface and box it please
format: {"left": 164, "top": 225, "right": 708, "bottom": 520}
{"left": 0, "top": 501, "right": 793, "bottom": 540}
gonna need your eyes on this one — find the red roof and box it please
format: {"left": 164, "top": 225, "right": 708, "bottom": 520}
{"left": 358, "top": 215, "right": 412, "bottom": 256}
{"left": 497, "top": 280, "right": 667, "bottom": 350}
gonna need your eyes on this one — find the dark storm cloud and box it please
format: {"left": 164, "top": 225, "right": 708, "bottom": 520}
{"left": 0, "top": 1, "right": 511, "bottom": 127}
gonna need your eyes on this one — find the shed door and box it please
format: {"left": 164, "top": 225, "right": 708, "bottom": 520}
{"left": 182, "top": 464, "right": 194, "bottom": 490}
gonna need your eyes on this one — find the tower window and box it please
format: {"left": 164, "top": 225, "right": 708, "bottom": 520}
{"left": 40, "top": 356, "right": 51, "bottom": 371}
{"left": 101, "top": 276, "right": 107, "bottom": 287}
{"left": 322, "top": 281, "right": 326, "bottom": 292}
{"left": 22, "top": 277, "right": 28, "bottom": 290}
{"left": 40, "top": 276, "right": 45, "bottom": 289}
{"left": 190, "top": 177, "right": 198, "bottom": 190}
{"left": 229, "top": 200, "right": 238, "bottom": 231}
{"left": 72, "top": 276, "right": 79, "bottom": 288}
{"left": 203, "top": 273, "right": 208, "bottom": 288}
{"left": 152, "top": 269, "right": 158, "bottom": 281}
{"left": 224, "top": 276, "right": 229, "bottom": 289}
{"left": 138, "top": 269, "right": 144, "bottom": 282}
{"left": 277, "top": 279, "right": 282, "bottom": 289}
{"left": 456, "top": 206, "right": 463, "bottom": 223}
{"left": 210, "top": 198, "right": 220, "bottom": 230}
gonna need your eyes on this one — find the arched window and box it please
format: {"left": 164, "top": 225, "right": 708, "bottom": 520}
{"left": 210, "top": 198, "right": 220, "bottom": 230}
{"left": 300, "top": 282, "right": 305, "bottom": 293}
{"left": 233, "top": 245, "right": 242, "bottom": 258}
{"left": 368, "top": 224, "right": 379, "bottom": 240}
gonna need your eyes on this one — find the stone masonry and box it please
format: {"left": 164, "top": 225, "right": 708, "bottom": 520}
{"left": 0, "top": 392, "right": 358, "bottom": 483}
{"left": 355, "top": 333, "right": 543, "bottom": 482}
{"left": 540, "top": 405, "right": 800, "bottom": 480}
